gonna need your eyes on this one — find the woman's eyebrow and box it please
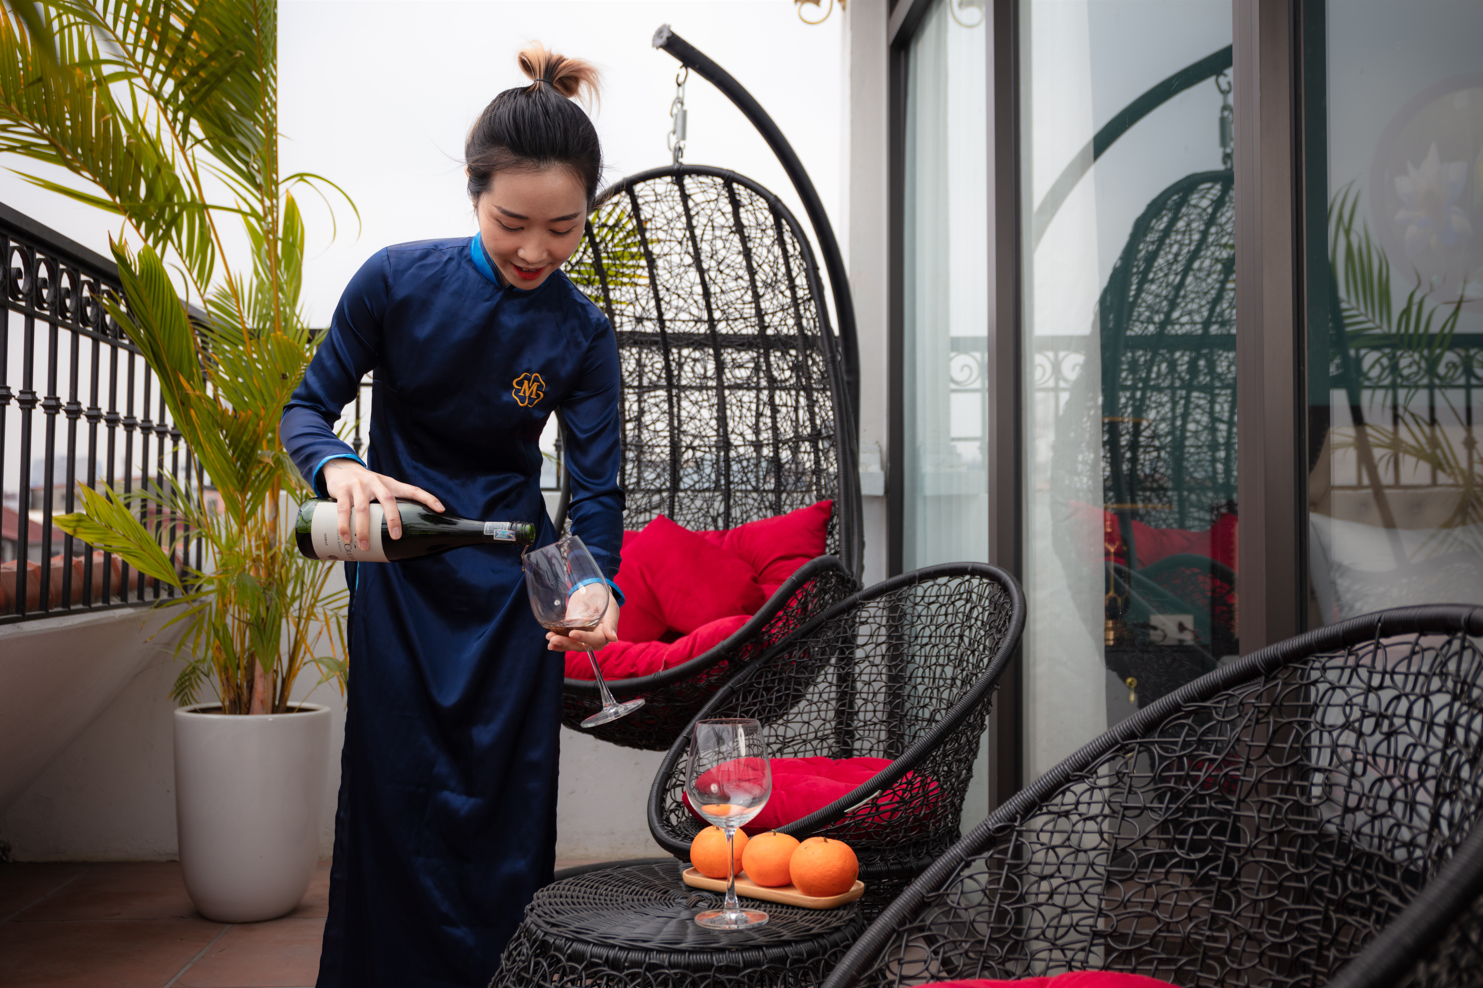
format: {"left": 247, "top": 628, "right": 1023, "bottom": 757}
{"left": 494, "top": 206, "right": 583, "bottom": 223}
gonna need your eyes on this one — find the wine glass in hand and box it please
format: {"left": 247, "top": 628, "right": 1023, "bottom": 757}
{"left": 686, "top": 718, "right": 772, "bottom": 930}
{"left": 522, "top": 535, "right": 644, "bottom": 728}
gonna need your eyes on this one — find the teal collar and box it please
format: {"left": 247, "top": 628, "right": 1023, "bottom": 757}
{"left": 469, "top": 234, "right": 505, "bottom": 287}
{"left": 468, "top": 234, "right": 559, "bottom": 293}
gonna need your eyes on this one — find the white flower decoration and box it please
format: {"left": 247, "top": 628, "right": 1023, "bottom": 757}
{"left": 1394, "top": 142, "right": 1473, "bottom": 257}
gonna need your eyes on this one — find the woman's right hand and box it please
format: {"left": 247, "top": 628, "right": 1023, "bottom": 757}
{"left": 322, "top": 460, "right": 444, "bottom": 550}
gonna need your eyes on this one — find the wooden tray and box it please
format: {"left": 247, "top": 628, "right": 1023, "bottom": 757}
{"left": 681, "top": 867, "right": 864, "bottom": 909}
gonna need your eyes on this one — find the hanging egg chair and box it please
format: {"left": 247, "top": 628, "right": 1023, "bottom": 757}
{"left": 541, "top": 29, "right": 865, "bottom": 750}
{"left": 557, "top": 164, "right": 863, "bottom": 749}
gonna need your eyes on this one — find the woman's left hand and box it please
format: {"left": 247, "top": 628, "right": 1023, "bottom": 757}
{"left": 546, "top": 587, "right": 620, "bottom": 652}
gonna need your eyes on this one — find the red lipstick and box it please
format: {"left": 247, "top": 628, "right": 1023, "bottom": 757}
{"left": 510, "top": 263, "right": 545, "bottom": 282}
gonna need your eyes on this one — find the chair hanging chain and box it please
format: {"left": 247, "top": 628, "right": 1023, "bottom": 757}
{"left": 668, "top": 67, "right": 689, "bottom": 166}
{"left": 1216, "top": 71, "right": 1233, "bottom": 171}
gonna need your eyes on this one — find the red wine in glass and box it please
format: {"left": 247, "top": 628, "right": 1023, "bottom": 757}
{"left": 522, "top": 536, "right": 644, "bottom": 728}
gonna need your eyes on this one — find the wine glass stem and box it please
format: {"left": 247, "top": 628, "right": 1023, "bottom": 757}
{"left": 586, "top": 650, "right": 621, "bottom": 710}
{"left": 723, "top": 826, "right": 741, "bottom": 918}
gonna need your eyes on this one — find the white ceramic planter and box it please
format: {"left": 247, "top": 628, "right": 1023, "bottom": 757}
{"left": 174, "top": 703, "right": 330, "bottom": 922}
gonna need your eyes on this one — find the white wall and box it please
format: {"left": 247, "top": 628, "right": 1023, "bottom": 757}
{"left": 0, "top": 578, "right": 350, "bottom": 861}
{"left": 0, "top": 607, "right": 182, "bottom": 822}
{"left": 554, "top": 732, "right": 665, "bottom": 860}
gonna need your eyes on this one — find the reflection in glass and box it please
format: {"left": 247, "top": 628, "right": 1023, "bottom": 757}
{"left": 1021, "top": 0, "right": 1235, "bottom": 777}
{"left": 1306, "top": 1, "right": 1483, "bottom": 625}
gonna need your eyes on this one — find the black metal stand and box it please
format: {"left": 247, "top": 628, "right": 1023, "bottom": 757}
{"left": 652, "top": 24, "right": 861, "bottom": 427}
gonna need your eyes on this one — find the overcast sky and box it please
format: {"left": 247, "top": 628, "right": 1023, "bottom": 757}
{"left": 0, "top": 0, "right": 844, "bottom": 326}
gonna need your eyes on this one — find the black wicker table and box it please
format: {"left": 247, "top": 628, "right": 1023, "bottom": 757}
{"left": 490, "top": 862, "right": 865, "bottom": 988}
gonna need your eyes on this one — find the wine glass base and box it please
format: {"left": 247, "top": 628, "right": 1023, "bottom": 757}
{"left": 580, "top": 698, "right": 646, "bottom": 728}
{"left": 694, "top": 908, "right": 768, "bottom": 930}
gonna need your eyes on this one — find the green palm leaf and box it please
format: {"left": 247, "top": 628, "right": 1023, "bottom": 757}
{"left": 1, "top": 0, "right": 355, "bottom": 713}
{"left": 568, "top": 202, "right": 649, "bottom": 309}
{"left": 54, "top": 483, "right": 182, "bottom": 588}
{"left": 0, "top": 6, "right": 218, "bottom": 286}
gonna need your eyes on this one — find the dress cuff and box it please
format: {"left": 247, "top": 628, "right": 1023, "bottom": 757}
{"left": 569, "top": 576, "right": 625, "bottom": 608}
{"left": 313, "top": 453, "right": 367, "bottom": 497}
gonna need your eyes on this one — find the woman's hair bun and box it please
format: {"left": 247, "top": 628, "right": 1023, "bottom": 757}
{"left": 517, "top": 42, "right": 601, "bottom": 107}
{"left": 465, "top": 41, "right": 605, "bottom": 205}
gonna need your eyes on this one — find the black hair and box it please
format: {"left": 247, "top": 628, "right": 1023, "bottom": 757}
{"left": 465, "top": 43, "right": 603, "bottom": 206}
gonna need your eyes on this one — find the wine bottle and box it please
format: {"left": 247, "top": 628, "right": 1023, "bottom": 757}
{"left": 295, "top": 497, "right": 537, "bottom": 563}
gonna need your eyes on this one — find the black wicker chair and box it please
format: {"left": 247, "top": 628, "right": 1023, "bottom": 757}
{"left": 648, "top": 563, "right": 1026, "bottom": 913}
{"left": 820, "top": 604, "right": 1483, "bottom": 988}
{"left": 1322, "top": 814, "right": 1483, "bottom": 988}
{"left": 558, "top": 164, "right": 863, "bottom": 750}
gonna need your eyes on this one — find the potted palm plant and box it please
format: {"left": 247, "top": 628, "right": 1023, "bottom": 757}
{"left": 0, "top": 2, "right": 353, "bottom": 921}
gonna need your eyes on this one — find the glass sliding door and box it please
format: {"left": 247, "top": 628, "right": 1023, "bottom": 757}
{"left": 1305, "top": 0, "right": 1483, "bottom": 624}
{"left": 903, "top": 0, "right": 989, "bottom": 573}
{"left": 1019, "top": 0, "right": 1236, "bottom": 778}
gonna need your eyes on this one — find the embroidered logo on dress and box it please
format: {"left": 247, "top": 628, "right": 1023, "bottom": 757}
{"left": 512, "top": 372, "right": 546, "bottom": 407}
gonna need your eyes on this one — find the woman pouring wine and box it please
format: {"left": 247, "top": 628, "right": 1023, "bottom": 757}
{"left": 279, "top": 44, "right": 623, "bottom": 987}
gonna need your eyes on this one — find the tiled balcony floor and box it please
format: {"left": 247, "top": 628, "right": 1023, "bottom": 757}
{"left": 0, "top": 858, "right": 602, "bottom": 987}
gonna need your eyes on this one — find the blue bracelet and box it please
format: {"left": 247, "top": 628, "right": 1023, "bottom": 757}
{"left": 569, "top": 576, "right": 625, "bottom": 607}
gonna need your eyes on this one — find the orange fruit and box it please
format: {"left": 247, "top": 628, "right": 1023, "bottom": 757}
{"left": 741, "top": 831, "right": 800, "bottom": 888}
{"left": 789, "top": 836, "right": 859, "bottom": 897}
{"left": 689, "top": 826, "right": 748, "bottom": 880}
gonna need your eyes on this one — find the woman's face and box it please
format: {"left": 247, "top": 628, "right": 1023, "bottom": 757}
{"left": 474, "top": 168, "right": 587, "bottom": 290}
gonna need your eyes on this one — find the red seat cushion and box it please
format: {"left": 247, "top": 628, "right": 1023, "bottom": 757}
{"left": 682, "top": 756, "right": 941, "bottom": 836}
{"left": 699, "top": 500, "right": 833, "bottom": 595}
{"left": 924, "top": 974, "right": 1182, "bottom": 988}
{"left": 567, "top": 615, "right": 749, "bottom": 680}
{"left": 748, "top": 757, "right": 891, "bottom": 832}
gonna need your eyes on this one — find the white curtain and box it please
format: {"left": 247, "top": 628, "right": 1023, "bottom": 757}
{"left": 903, "top": 0, "right": 989, "bottom": 572}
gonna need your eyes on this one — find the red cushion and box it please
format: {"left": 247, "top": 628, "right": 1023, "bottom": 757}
{"left": 565, "top": 615, "right": 749, "bottom": 680}
{"left": 612, "top": 503, "right": 832, "bottom": 641}
{"left": 613, "top": 529, "right": 668, "bottom": 643}
{"left": 748, "top": 757, "right": 891, "bottom": 832}
{"left": 615, "top": 516, "right": 765, "bottom": 639}
{"left": 682, "top": 756, "right": 940, "bottom": 837}
{"left": 925, "top": 974, "right": 1182, "bottom": 988}
{"left": 699, "top": 500, "right": 832, "bottom": 594}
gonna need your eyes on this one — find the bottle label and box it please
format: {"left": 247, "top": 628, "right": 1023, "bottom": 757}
{"left": 311, "top": 502, "right": 388, "bottom": 563}
{"left": 484, "top": 521, "right": 518, "bottom": 542}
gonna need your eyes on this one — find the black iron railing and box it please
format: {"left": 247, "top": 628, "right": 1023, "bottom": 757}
{"left": 0, "top": 202, "right": 198, "bottom": 622}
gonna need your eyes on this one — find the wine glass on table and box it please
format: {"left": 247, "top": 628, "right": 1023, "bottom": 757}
{"left": 686, "top": 718, "right": 773, "bottom": 930}
{"left": 522, "top": 535, "right": 645, "bottom": 728}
